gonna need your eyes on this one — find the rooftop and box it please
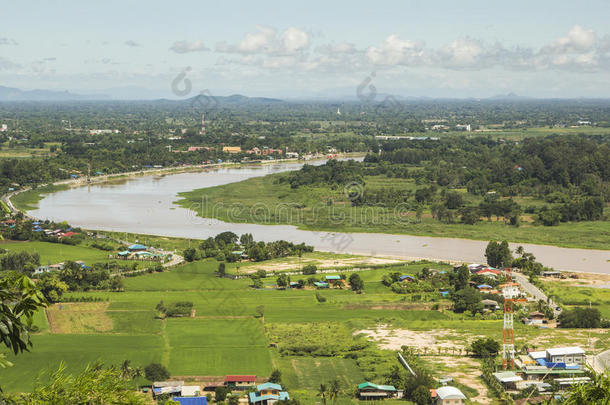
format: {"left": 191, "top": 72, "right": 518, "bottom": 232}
{"left": 224, "top": 375, "right": 256, "bottom": 383}
{"left": 546, "top": 347, "right": 585, "bottom": 356}
{"left": 435, "top": 386, "right": 466, "bottom": 400}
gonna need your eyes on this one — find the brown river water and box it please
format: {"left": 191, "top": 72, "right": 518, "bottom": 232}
{"left": 29, "top": 161, "right": 609, "bottom": 274}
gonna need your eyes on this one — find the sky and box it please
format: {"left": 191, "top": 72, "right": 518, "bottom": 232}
{"left": 1, "top": 0, "right": 610, "bottom": 99}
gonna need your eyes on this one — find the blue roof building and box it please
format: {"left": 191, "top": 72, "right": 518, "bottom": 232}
{"left": 249, "top": 383, "right": 289, "bottom": 404}
{"left": 128, "top": 244, "right": 147, "bottom": 251}
{"left": 172, "top": 397, "right": 207, "bottom": 405}
{"left": 477, "top": 284, "right": 493, "bottom": 290}
{"left": 325, "top": 275, "right": 341, "bottom": 281}
{"left": 313, "top": 282, "right": 329, "bottom": 288}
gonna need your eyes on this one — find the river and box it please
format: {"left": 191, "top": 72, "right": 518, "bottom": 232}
{"left": 29, "top": 161, "right": 610, "bottom": 274}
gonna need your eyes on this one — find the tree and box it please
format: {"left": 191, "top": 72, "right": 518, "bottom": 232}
{"left": 0, "top": 274, "right": 46, "bottom": 368}
{"left": 217, "top": 262, "right": 226, "bottom": 276}
{"left": 276, "top": 274, "right": 290, "bottom": 287}
{"left": 302, "top": 264, "right": 317, "bottom": 275}
{"left": 348, "top": 273, "right": 364, "bottom": 292}
{"left": 450, "top": 287, "right": 482, "bottom": 314}
{"left": 16, "top": 362, "right": 150, "bottom": 405}
{"left": 411, "top": 385, "right": 432, "bottom": 405}
{"left": 317, "top": 383, "right": 328, "bottom": 405}
{"left": 485, "top": 240, "right": 513, "bottom": 268}
{"left": 470, "top": 337, "right": 501, "bottom": 357}
{"left": 183, "top": 247, "right": 198, "bottom": 262}
{"left": 228, "top": 395, "right": 239, "bottom": 405}
{"left": 215, "top": 386, "right": 229, "bottom": 402}
{"left": 561, "top": 369, "right": 610, "bottom": 404}
{"left": 269, "top": 369, "right": 282, "bottom": 384}
{"left": 329, "top": 379, "right": 340, "bottom": 405}
{"left": 144, "top": 362, "right": 170, "bottom": 382}
{"left": 239, "top": 233, "right": 254, "bottom": 247}
{"left": 558, "top": 307, "right": 601, "bottom": 328}
{"left": 37, "top": 274, "right": 68, "bottom": 303}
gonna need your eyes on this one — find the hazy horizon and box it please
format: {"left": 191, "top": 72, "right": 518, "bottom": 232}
{"left": 2, "top": 0, "right": 610, "bottom": 99}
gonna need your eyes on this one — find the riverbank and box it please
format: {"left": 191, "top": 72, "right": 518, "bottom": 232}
{"left": 7, "top": 154, "right": 361, "bottom": 214}
{"left": 175, "top": 172, "right": 610, "bottom": 251}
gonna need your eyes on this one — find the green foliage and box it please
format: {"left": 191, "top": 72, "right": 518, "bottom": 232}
{"left": 558, "top": 307, "right": 602, "bottom": 328}
{"left": 469, "top": 337, "right": 501, "bottom": 357}
{"left": 269, "top": 368, "right": 282, "bottom": 384}
{"left": 0, "top": 274, "right": 46, "bottom": 367}
{"left": 485, "top": 240, "right": 513, "bottom": 268}
{"left": 13, "top": 362, "right": 150, "bottom": 405}
{"left": 215, "top": 386, "right": 229, "bottom": 401}
{"left": 348, "top": 273, "right": 364, "bottom": 292}
{"left": 450, "top": 287, "right": 483, "bottom": 314}
{"left": 266, "top": 323, "right": 368, "bottom": 357}
{"left": 144, "top": 362, "right": 170, "bottom": 382}
{"left": 302, "top": 264, "right": 317, "bottom": 275}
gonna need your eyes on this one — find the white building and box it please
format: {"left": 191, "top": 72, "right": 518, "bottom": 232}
{"left": 0, "top": 124, "right": 7, "bottom": 132}
{"left": 546, "top": 347, "right": 586, "bottom": 364}
{"left": 435, "top": 386, "right": 466, "bottom": 405}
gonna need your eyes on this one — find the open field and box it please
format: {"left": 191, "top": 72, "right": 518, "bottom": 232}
{"left": 1, "top": 251, "right": 608, "bottom": 400}
{"left": 0, "top": 240, "right": 111, "bottom": 265}
{"left": 175, "top": 173, "right": 610, "bottom": 250}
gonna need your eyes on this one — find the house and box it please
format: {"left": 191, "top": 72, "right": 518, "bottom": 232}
{"left": 172, "top": 397, "right": 207, "bottom": 405}
{"left": 248, "top": 382, "right": 289, "bottom": 405}
{"left": 481, "top": 299, "right": 500, "bottom": 310}
{"left": 357, "top": 382, "right": 399, "bottom": 399}
{"left": 476, "top": 268, "right": 501, "bottom": 278}
{"left": 180, "top": 386, "right": 201, "bottom": 396}
{"left": 523, "top": 311, "right": 546, "bottom": 325}
{"left": 434, "top": 386, "right": 466, "bottom": 404}
{"left": 477, "top": 284, "right": 493, "bottom": 293}
{"left": 313, "top": 282, "right": 329, "bottom": 288}
{"left": 325, "top": 275, "right": 341, "bottom": 281}
{"left": 541, "top": 271, "right": 561, "bottom": 278}
{"left": 247, "top": 147, "right": 262, "bottom": 155}
{"left": 493, "top": 371, "right": 523, "bottom": 390}
{"left": 399, "top": 275, "right": 415, "bottom": 282}
{"left": 222, "top": 146, "right": 242, "bottom": 154}
{"left": 224, "top": 375, "right": 256, "bottom": 390}
{"left": 467, "top": 263, "right": 487, "bottom": 273}
{"left": 128, "top": 244, "right": 147, "bottom": 252}
{"left": 439, "top": 290, "right": 450, "bottom": 297}
{"left": 499, "top": 282, "right": 520, "bottom": 298}
{"left": 153, "top": 380, "right": 184, "bottom": 397}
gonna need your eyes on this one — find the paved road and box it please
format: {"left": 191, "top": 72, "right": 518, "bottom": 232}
{"left": 512, "top": 272, "right": 561, "bottom": 317}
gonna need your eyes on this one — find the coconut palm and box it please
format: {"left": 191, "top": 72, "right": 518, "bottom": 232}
{"left": 318, "top": 383, "right": 328, "bottom": 405}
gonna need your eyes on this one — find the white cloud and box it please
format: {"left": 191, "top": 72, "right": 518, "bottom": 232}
{"left": 216, "top": 26, "right": 310, "bottom": 55}
{"left": 542, "top": 25, "right": 596, "bottom": 54}
{"left": 436, "top": 38, "right": 483, "bottom": 68}
{"left": 169, "top": 40, "right": 210, "bottom": 54}
{"left": 281, "top": 27, "right": 310, "bottom": 53}
{"left": 0, "top": 57, "right": 21, "bottom": 70}
{"left": 124, "top": 40, "right": 141, "bottom": 48}
{"left": 365, "top": 35, "right": 425, "bottom": 66}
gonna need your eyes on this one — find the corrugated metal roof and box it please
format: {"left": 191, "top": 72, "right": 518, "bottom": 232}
{"left": 546, "top": 347, "right": 585, "bottom": 356}
{"left": 436, "top": 386, "right": 466, "bottom": 399}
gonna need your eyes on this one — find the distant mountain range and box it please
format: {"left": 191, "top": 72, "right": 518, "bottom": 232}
{"left": 0, "top": 85, "right": 109, "bottom": 101}
{"left": 0, "top": 85, "right": 284, "bottom": 103}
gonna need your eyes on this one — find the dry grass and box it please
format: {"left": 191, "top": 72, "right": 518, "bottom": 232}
{"left": 46, "top": 302, "right": 112, "bottom": 334}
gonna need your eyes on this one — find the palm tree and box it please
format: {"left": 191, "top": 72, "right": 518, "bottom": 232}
{"left": 329, "top": 379, "right": 340, "bottom": 405}
{"left": 318, "top": 383, "right": 328, "bottom": 405}
{"left": 515, "top": 246, "right": 525, "bottom": 257}
{"left": 132, "top": 366, "right": 143, "bottom": 390}
{"left": 120, "top": 360, "right": 132, "bottom": 380}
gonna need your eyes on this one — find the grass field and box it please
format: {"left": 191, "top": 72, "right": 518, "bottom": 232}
{"left": 541, "top": 281, "right": 610, "bottom": 318}
{"left": 175, "top": 173, "right": 609, "bottom": 250}
{"left": 11, "top": 183, "right": 69, "bottom": 211}
{"left": 1, "top": 249, "right": 608, "bottom": 401}
{"left": 1, "top": 241, "right": 111, "bottom": 265}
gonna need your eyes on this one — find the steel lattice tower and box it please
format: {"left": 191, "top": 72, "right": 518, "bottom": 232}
{"left": 502, "top": 267, "right": 515, "bottom": 369}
